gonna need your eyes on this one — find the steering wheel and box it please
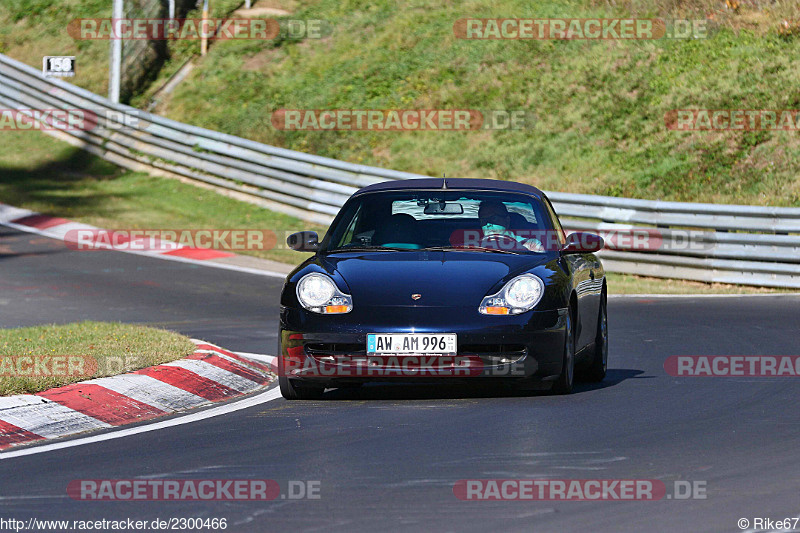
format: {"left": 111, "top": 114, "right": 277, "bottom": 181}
{"left": 480, "top": 233, "right": 521, "bottom": 251}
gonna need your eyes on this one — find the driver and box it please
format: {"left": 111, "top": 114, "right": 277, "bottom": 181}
{"left": 478, "top": 200, "right": 544, "bottom": 252}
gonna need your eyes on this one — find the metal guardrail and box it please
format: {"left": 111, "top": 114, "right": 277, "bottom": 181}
{"left": 1, "top": 53, "right": 799, "bottom": 288}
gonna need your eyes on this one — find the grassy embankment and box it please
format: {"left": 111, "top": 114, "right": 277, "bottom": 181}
{"left": 0, "top": 321, "right": 195, "bottom": 395}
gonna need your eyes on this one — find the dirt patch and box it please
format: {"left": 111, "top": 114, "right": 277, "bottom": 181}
{"left": 242, "top": 48, "right": 280, "bottom": 71}
{"left": 233, "top": 6, "right": 292, "bottom": 17}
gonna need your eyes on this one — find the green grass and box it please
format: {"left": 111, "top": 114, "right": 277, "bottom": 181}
{"left": 0, "top": 130, "right": 324, "bottom": 264}
{"left": 605, "top": 272, "right": 794, "bottom": 295}
{"left": 2, "top": 1, "right": 799, "bottom": 207}
{"left": 0, "top": 321, "right": 195, "bottom": 395}
{"left": 141, "top": 0, "right": 799, "bottom": 206}
{"left": 0, "top": 0, "right": 245, "bottom": 98}
{"left": 0, "top": 0, "right": 113, "bottom": 96}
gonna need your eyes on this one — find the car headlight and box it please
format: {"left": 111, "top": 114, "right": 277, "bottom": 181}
{"left": 296, "top": 273, "right": 352, "bottom": 314}
{"left": 479, "top": 274, "right": 544, "bottom": 315}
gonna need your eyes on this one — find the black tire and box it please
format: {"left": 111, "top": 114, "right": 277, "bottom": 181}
{"left": 278, "top": 376, "right": 325, "bottom": 400}
{"left": 552, "top": 307, "right": 576, "bottom": 394}
{"left": 584, "top": 295, "right": 608, "bottom": 383}
{"left": 277, "top": 354, "right": 325, "bottom": 400}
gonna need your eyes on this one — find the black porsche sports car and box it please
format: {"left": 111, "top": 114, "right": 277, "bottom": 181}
{"left": 278, "top": 178, "right": 607, "bottom": 399}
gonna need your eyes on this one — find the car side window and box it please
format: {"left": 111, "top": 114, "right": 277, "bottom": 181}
{"left": 543, "top": 197, "right": 566, "bottom": 246}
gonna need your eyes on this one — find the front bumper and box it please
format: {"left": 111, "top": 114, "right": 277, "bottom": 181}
{"left": 278, "top": 305, "right": 567, "bottom": 385}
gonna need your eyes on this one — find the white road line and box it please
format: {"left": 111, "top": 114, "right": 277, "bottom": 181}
{"left": 82, "top": 374, "right": 210, "bottom": 413}
{"left": 0, "top": 387, "right": 283, "bottom": 460}
{"left": 137, "top": 251, "right": 287, "bottom": 279}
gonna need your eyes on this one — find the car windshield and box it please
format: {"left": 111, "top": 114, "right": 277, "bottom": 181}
{"left": 320, "top": 190, "right": 555, "bottom": 253}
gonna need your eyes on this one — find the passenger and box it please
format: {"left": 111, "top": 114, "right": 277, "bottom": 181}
{"left": 478, "top": 200, "right": 544, "bottom": 252}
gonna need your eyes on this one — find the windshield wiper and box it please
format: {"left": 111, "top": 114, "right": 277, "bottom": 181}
{"left": 326, "top": 246, "right": 416, "bottom": 253}
{"left": 420, "top": 245, "right": 520, "bottom": 255}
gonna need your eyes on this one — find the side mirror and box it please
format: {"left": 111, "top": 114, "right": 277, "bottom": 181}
{"left": 561, "top": 232, "right": 604, "bottom": 254}
{"left": 287, "top": 231, "right": 320, "bottom": 252}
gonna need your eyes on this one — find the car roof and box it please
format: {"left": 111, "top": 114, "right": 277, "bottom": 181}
{"left": 352, "top": 178, "right": 545, "bottom": 199}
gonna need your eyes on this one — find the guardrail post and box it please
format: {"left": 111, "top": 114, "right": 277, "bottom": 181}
{"left": 201, "top": 0, "right": 209, "bottom": 56}
{"left": 108, "top": 0, "right": 123, "bottom": 103}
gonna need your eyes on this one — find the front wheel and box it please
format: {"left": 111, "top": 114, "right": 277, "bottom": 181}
{"left": 584, "top": 295, "right": 608, "bottom": 382}
{"left": 279, "top": 376, "right": 325, "bottom": 400}
{"left": 552, "top": 308, "right": 575, "bottom": 394}
{"left": 278, "top": 354, "right": 325, "bottom": 400}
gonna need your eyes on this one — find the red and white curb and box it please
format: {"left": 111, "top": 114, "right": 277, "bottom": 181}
{"left": 0, "top": 340, "right": 277, "bottom": 451}
{"left": 0, "top": 203, "right": 288, "bottom": 278}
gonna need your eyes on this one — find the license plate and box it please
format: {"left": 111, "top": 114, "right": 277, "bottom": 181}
{"left": 367, "top": 333, "right": 457, "bottom": 355}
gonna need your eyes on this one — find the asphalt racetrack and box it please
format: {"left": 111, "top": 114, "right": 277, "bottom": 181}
{"left": 1, "top": 225, "right": 798, "bottom": 532}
